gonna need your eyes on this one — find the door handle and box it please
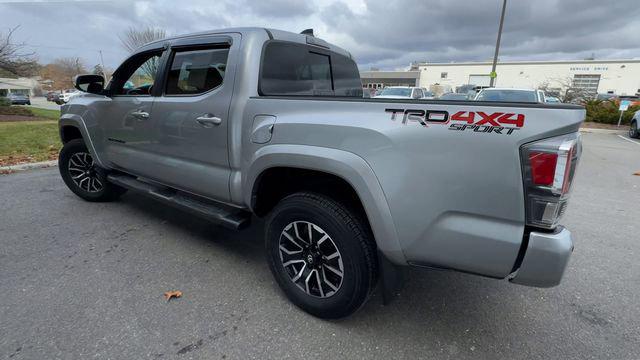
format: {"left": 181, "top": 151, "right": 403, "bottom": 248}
{"left": 196, "top": 115, "right": 222, "bottom": 127}
{"left": 131, "top": 110, "right": 149, "bottom": 120}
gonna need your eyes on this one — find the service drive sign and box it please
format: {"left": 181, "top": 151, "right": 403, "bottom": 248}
{"left": 619, "top": 100, "right": 631, "bottom": 111}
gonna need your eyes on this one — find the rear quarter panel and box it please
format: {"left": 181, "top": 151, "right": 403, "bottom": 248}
{"left": 244, "top": 98, "right": 584, "bottom": 277}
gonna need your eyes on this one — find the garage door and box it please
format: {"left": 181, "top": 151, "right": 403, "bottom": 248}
{"left": 469, "top": 75, "right": 491, "bottom": 87}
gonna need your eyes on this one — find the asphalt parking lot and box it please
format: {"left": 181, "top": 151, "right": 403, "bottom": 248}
{"left": 26, "top": 97, "right": 61, "bottom": 111}
{"left": 1, "top": 131, "right": 639, "bottom": 359}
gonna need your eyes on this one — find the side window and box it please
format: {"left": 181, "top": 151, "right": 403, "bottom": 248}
{"left": 112, "top": 51, "right": 163, "bottom": 96}
{"left": 414, "top": 89, "right": 423, "bottom": 98}
{"left": 332, "top": 53, "right": 363, "bottom": 97}
{"left": 260, "top": 41, "right": 362, "bottom": 97}
{"left": 165, "top": 47, "right": 229, "bottom": 95}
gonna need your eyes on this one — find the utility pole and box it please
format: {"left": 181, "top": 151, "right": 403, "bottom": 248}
{"left": 490, "top": 0, "right": 507, "bottom": 87}
{"left": 98, "top": 50, "right": 108, "bottom": 81}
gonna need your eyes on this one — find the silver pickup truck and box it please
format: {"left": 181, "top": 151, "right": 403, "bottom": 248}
{"left": 59, "top": 27, "right": 584, "bottom": 319}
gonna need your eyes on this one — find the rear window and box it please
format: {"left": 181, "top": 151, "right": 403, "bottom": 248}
{"left": 476, "top": 90, "right": 537, "bottom": 102}
{"left": 259, "top": 41, "right": 362, "bottom": 97}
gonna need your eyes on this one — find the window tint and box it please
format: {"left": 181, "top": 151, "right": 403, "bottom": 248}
{"left": 476, "top": 90, "right": 537, "bottom": 102}
{"left": 260, "top": 41, "right": 362, "bottom": 97}
{"left": 332, "top": 54, "right": 363, "bottom": 96}
{"left": 165, "top": 47, "right": 229, "bottom": 95}
{"left": 112, "top": 51, "right": 163, "bottom": 96}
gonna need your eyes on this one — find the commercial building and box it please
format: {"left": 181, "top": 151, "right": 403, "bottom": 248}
{"left": 360, "top": 70, "right": 419, "bottom": 90}
{"left": 416, "top": 59, "right": 640, "bottom": 97}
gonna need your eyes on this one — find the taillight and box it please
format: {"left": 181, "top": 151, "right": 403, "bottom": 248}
{"left": 521, "top": 132, "right": 581, "bottom": 229}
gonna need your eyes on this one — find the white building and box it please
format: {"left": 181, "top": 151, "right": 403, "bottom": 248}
{"left": 0, "top": 77, "right": 41, "bottom": 97}
{"left": 417, "top": 59, "right": 640, "bottom": 97}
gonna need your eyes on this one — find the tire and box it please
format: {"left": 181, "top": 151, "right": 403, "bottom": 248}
{"left": 59, "top": 139, "right": 126, "bottom": 202}
{"left": 265, "top": 192, "right": 377, "bottom": 319}
{"left": 629, "top": 121, "right": 639, "bottom": 139}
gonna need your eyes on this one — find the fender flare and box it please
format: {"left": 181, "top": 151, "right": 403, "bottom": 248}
{"left": 59, "top": 114, "right": 106, "bottom": 168}
{"left": 244, "top": 144, "right": 406, "bottom": 265}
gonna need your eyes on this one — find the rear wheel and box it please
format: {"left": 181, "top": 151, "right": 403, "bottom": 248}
{"left": 265, "top": 192, "right": 377, "bottom": 319}
{"left": 629, "top": 121, "right": 639, "bottom": 139}
{"left": 59, "top": 139, "right": 126, "bottom": 202}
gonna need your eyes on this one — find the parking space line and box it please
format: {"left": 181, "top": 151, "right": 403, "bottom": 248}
{"left": 617, "top": 135, "right": 640, "bottom": 146}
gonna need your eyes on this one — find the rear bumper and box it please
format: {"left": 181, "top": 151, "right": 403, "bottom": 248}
{"left": 509, "top": 227, "right": 573, "bottom": 288}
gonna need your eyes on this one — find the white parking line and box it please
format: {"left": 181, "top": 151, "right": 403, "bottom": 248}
{"left": 617, "top": 135, "right": 640, "bottom": 146}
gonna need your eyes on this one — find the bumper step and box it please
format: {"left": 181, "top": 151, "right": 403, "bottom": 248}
{"left": 107, "top": 173, "right": 250, "bottom": 230}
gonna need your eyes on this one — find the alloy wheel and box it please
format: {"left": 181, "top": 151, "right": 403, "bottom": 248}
{"left": 278, "top": 221, "right": 344, "bottom": 298}
{"left": 68, "top": 152, "right": 103, "bottom": 193}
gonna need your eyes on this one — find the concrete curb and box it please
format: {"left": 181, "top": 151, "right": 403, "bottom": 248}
{"left": 579, "top": 128, "right": 625, "bottom": 134}
{"left": 0, "top": 160, "right": 58, "bottom": 173}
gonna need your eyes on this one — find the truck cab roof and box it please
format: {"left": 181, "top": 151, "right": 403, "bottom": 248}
{"left": 138, "top": 27, "right": 353, "bottom": 59}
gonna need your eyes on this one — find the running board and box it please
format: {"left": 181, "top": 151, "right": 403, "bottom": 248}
{"left": 107, "top": 173, "right": 250, "bottom": 230}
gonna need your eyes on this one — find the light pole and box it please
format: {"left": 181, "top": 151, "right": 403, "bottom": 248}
{"left": 490, "top": 0, "right": 507, "bottom": 87}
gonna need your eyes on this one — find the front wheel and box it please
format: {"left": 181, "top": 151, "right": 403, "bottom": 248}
{"left": 630, "top": 121, "right": 639, "bottom": 139}
{"left": 265, "top": 192, "right": 377, "bottom": 319}
{"left": 59, "top": 139, "right": 126, "bottom": 202}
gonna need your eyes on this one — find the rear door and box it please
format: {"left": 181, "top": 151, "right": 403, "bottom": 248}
{"left": 142, "top": 34, "right": 238, "bottom": 202}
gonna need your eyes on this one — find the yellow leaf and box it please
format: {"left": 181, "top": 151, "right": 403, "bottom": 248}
{"left": 163, "top": 290, "right": 183, "bottom": 301}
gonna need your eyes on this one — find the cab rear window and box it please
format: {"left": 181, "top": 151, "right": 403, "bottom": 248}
{"left": 259, "top": 41, "right": 362, "bottom": 97}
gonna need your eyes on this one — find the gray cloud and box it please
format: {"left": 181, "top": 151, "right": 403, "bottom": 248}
{"left": 0, "top": 0, "right": 638, "bottom": 71}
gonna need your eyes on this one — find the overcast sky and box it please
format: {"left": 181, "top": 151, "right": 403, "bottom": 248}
{"left": 1, "top": 0, "right": 639, "bottom": 71}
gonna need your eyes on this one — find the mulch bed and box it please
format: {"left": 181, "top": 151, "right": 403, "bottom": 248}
{"left": 0, "top": 115, "right": 53, "bottom": 122}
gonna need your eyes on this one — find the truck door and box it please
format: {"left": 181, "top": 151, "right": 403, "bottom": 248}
{"left": 101, "top": 47, "right": 166, "bottom": 172}
{"left": 142, "top": 34, "right": 238, "bottom": 202}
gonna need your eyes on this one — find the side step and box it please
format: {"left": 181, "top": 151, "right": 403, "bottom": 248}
{"left": 107, "top": 173, "right": 251, "bottom": 230}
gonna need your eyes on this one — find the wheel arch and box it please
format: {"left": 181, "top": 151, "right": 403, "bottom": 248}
{"left": 59, "top": 114, "right": 106, "bottom": 168}
{"left": 245, "top": 144, "right": 406, "bottom": 265}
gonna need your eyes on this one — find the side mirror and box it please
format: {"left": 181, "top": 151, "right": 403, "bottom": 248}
{"left": 74, "top": 74, "right": 105, "bottom": 94}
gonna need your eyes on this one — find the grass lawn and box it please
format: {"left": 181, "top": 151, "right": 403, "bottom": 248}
{"left": 0, "top": 120, "right": 60, "bottom": 166}
{"left": 28, "top": 107, "right": 61, "bottom": 120}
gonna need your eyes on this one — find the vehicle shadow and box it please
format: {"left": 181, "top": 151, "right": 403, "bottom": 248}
{"left": 118, "top": 192, "right": 533, "bottom": 337}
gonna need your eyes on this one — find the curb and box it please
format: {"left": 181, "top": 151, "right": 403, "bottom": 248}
{"left": 0, "top": 160, "right": 58, "bottom": 173}
{"left": 579, "top": 128, "right": 625, "bottom": 134}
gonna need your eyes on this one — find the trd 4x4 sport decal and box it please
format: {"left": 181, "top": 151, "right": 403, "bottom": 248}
{"left": 385, "top": 109, "right": 525, "bottom": 135}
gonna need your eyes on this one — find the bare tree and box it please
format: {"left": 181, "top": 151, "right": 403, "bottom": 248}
{"left": 538, "top": 76, "right": 593, "bottom": 103}
{"left": 0, "top": 26, "right": 39, "bottom": 77}
{"left": 119, "top": 27, "right": 166, "bottom": 79}
{"left": 39, "top": 57, "right": 88, "bottom": 90}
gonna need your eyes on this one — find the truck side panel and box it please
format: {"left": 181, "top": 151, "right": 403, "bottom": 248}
{"left": 242, "top": 97, "right": 584, "bottom": 277}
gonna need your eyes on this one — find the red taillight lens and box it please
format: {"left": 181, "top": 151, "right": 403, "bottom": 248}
{"left": 529, "top": 152, "right": 558, "bottom": 186}
{"left": 521, "top": 132, "right": 581, "bottom": 229}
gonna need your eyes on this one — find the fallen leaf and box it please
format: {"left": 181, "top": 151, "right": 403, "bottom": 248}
{"left": 163, "top": 290, "right": 183, "bottom": 302}
{"left": 634, "top": 172, "right": 640, "bottom": 176}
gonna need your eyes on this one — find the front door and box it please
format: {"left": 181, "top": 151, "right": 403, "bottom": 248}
{"left": 144, "top": 35, "right": 238, "bottom": 202}
{"left": 101, "top": 48, "right": 165, "bottom": 173}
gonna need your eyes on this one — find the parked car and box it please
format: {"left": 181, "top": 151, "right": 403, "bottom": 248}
{"left": 375, "top": 86, "right": 425, "bottom": 100}
{"left": 596, "top": 93, "right": 618, "bottom": 101}
{"left": 59, "top": 27, "right": 584, "bottom": 319}
{"left": 438, "top": 92, "right": 469, "bottom": 101}
{"left": 46, "top": 91, "right": 60, "bottom": 102}
{"left": 629, "top": 110, "right": 640, "bottom": 138}
{"left": 474, "top": 88, "right": 544, "bottom": 102}
{"left": 58, "top": 89, "right": 81, "bottom": 104}
{"left": 7, "top": 93, "right": 31, "bottom": 105}
{"left": 421, "top": 88, "right": 436, "bottom": 99}
{"left": 545, "top": 96, "right": 561, "bottom": 103}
